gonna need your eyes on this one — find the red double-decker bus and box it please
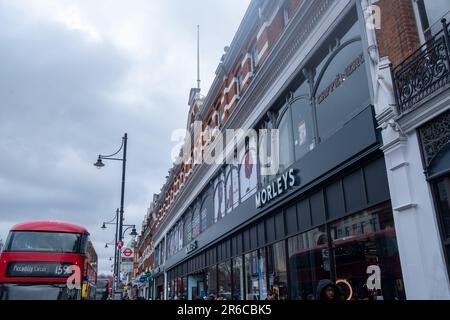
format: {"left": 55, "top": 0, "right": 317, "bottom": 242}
{"left": 0, "top": 221, "right": 98, "bottom": 300}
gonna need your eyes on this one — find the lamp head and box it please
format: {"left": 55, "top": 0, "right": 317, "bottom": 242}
{"left": 94, "top": 156, "right": 105, "bottom": 169}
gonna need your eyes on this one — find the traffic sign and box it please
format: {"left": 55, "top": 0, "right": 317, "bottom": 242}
{"left": 117, "top": 240, "right": 124, "bottom": 249}
{"left": 123, "top": 248, "right": 133, "bottom": 257}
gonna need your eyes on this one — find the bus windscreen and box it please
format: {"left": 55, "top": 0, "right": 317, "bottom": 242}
{"left": 4, "top": 231, "right": 82, "bottom": 254}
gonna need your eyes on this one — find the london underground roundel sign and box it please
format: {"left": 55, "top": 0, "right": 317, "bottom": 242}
{"left": 123, "top": 248, "right": 133, "bottom": 257}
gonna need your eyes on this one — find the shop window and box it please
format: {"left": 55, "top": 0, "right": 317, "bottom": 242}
{"left": 214, "top": 173, "right": 226, "bottom": 223}
{"left": 239, "top": 148, "right": 257, "bottom": 201}
{"left": 192, "top": 207, "right": 201, "bottom": 239}
{"left": 218, "top": 261, "right": 232, "bottom": 300}
{"left": 276, "top": 105, "right": 295, "bottom": 172}
{"left": 433, "top": 175, "right": 450, "bottom": 276}
{"left": 287, "top": 226, "right": 330, "bottom": 300}
{"left": 232, "top": 256, "right": 244, "bottom": 300}
{"left": 417, "top": 0, "right": 450, "bottom": 40}
{"left": 330, "top": 202, "right": 405, "bottom": 300}
{"left": 206, "top": 265, "right": 218, "bottom": 296}
{"left": 245, "top": 250, "right": 267, "bottom": 300}
{"left": 175, "top": 277, "right": 187, "bottom": 300}
{"left": 266, "top": 241, "right": 288, "bottom": 300}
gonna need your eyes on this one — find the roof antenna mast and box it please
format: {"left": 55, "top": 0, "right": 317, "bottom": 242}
{"left": 197, "top": 24, "right": 201, "bottom": 91}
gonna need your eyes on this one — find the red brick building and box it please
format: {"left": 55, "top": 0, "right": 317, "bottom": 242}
{"left": 141, "top": 0, "right": 450, "bottom": 300}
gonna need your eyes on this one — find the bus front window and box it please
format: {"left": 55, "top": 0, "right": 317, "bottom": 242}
{"left": 4, "top": 231, "right": 82, "bottom": 253}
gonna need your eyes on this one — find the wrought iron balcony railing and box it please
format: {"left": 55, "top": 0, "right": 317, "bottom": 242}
{"left": 392, "top": 19, "right": 450, "bottom": 116}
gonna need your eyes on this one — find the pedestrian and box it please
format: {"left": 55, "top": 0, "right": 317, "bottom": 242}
{"left": 208, "top": 294, "right": 216, "bottom": 300}
{"left": 265, "top": 291, "right": 275, "bottom": 300}
{"left": 357, "top": 284, "right": 373, "bottom": 301}
{"left": 315, "top": 279, "right": 343, "bottom": 301}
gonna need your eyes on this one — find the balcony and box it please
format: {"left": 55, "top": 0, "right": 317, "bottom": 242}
{"left": 392, "top": 19, "right": 450, "bottom": 116}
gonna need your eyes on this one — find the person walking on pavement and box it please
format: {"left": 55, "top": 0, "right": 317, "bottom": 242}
{"left": 315, "top": 279, "right": 343, "bottom": 301}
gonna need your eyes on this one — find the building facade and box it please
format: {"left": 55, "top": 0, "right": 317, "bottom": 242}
{"left": 141, "top": 0, "right": 450, "bottom": 300}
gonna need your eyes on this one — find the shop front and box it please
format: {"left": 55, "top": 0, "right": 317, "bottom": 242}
{"left": 161, "top": 6, "right": 406, "bottom": 300}
{"left": 165, "top": 154, "right": 406, "bottom": 300}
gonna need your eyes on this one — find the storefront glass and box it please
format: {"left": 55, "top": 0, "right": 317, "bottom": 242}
{"left": 245, "top": 250, "right": 267, "bottom": 300}
{"left": 330, "top": 203, "right": 406, "bottom": 300}
{"left": 218, "top": 261, "right": 232, "bottom": 300}
{"left": 175, "top": 277, "right": 187, "bottom": 299}
{"left": 206, "top": 265, "right": 217, "bottom": 296}
{"left": 267, "top": 241, "right": 288, "bottom": 300}
{"left": 232, "top": 256, "right": 244, "bottom": 300}
{"left": 288, "top": 226, "right": 330, "bottom": 300}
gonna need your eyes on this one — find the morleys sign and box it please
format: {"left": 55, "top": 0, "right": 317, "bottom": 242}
{"left": 6, "top": 262, "right": 73, "bottom": 278}
{"left": 256, "top": 168, "right": 298, "bottom": 209}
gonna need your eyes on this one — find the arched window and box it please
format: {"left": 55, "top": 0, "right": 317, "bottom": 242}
{"left": 276, "top": 105, "right": 295, "bottom": 173}
{"left": 178, "top": 221, "right": 184, "bottom": 249}
{"left": 192, "top": 206, "right": 201, "bottom": 239}
{"left": 225, "top": 165, "right": 239, "bottom": 214}
{"left": 291, "top": 81, "right": 315, "bottom": 161}
{"left": 314, "top": 36, "right": 369, "bottom": 142}
{"left": 214, "top": 173, "right": 225, "bottom": 223}
{"left": 200, "top": 196, "right": 210, "bottom": 233}
{"left": 239, "top": 141, "right": 257, "bottom": 202}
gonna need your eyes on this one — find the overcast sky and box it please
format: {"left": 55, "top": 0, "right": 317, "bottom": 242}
{"left": 0, "top": 0, "right": 251, "bottom": 275}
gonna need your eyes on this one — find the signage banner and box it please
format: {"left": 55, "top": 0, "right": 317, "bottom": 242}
{"left": 120, "top": 246, "right": 134, "bottom": 273}
{"left": 6, "top": 262, "right": 73, "bottom": 278}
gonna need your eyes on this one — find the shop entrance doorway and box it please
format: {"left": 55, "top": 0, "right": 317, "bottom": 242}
{"left": 187, "top": 272, "right": 205, "bottom": 300}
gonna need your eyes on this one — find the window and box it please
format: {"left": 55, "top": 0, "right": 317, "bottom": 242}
{"left": 266, "top": 241, "right": 288, "bottom": 300}
{"left": 239, "top": 143, "right": 257, "bottom": 201}
{"left": 184, "top": 213, "right": 192, "bottom": 246}
{"left": 225, "top": 166, "right": 240, "bottom": 214}
{"left": 237, "top": 73, "right": 243, "bottom": 95}
{"left": 291, "top": 96, "right": 314, "bottom": 161}
{"left": 251, "top": 45, "right": 259, "bottom": 72}
{"left": 214, "top": 174, "right": 225, "bottom": 223}
{"left": 5, "top": 232, "right": 82, "bottom": 253}
{"left": 417, "top": 0, "right": 450, "bottom": 40}
{"left": 218, "top": 261, "right": 232, "bottom": 300}
{"left": 192, "top": 207, "right": 200, "bottom": 239}
{"left": 200, "top": 199, "right": 209, "bottom": 233}
{"left": 206, "top": 265, "right": 218, "bottom": 296}
{"left": 314, "top": 38, "right": 369, "bottom": 142}
{"left": 232, "top": 256, "right": 244, "bottom": 300}
{"left": 244, "top": 250, "right": 267, "bottom": 300}
{"left": 432, "top": 175, "right": 450, "bottom": 278}
{"left": 287, "top": 226, "right": 330, "bottom": 300}
{"left": 277, "top": 106, "right": 295, "bottom": 172}
{"left": 178, "top": 221, "right": 184, "bottom": 250}
{"left": 330, "top": 203, "right": 405, "bottom": 300}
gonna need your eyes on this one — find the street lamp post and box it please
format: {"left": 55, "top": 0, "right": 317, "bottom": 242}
{"left": 102, "top": 209, "right": 119, "bottom": 287}
{"left": 95, "top": 133, "right": 128, "bottom": 291}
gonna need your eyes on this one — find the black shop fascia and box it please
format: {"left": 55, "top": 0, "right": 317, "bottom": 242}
{"left": 256, "top": 168, "right": 298, "bottom": 209}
